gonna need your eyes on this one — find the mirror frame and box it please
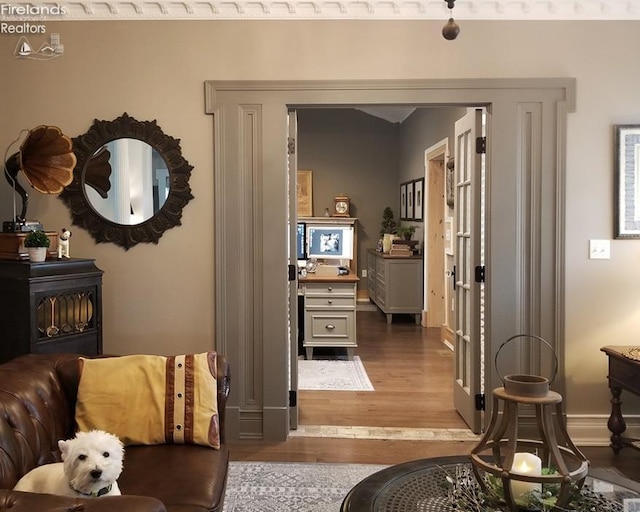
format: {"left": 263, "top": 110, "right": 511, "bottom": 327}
{"left": 60, "top": 113, "right": 194, "bottom": 250}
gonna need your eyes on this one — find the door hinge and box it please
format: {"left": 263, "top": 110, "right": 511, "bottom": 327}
{"left": 474, "top": 265, "right": 485, "bottom": 283}
{"left": 288, "top": 137, "right": 296, "bottom": 155}
{"left": 476, "top": 136, "right": 486, "bottom": 154}
{"left": 475, "top": 393, "right": 485, "bottom": 411}
{"left": 289, "top": 390, "right": 297, "bottom": 407}
{"left": 288, "top": 264, "right": 297, "bottom": 282}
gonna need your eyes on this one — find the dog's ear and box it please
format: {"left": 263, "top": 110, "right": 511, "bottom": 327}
{"left": 58, "top": 439, "right": 70, "bottom": 460}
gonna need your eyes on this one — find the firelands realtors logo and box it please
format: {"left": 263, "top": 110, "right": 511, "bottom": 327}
{"left": 1, "top": 3, "right": 67, "bottom": 60}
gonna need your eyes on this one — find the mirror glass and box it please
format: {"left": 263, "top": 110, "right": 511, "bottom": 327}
{"left": 84, "top": 139, "right": 170, "bottom": 225}
{"left": 59, "top": 113, "right": 194, "bottom": 250}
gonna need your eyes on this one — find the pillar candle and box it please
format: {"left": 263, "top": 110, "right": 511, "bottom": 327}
{"left": 510, "top": 452, "right": 542, "bottom": 501}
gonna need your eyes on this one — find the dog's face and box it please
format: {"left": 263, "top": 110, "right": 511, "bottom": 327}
{"left": 59, "top": 430, "right": 124, "bottom": 495}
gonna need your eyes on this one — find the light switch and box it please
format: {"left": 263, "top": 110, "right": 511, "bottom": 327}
{"left": 589, "top": 239, "right": 610, "bottom": 260}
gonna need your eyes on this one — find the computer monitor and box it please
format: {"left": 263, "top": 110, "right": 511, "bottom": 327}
{"left": 306, "top": 225, "right": 354, "bottom": 260}
{"left": 296, "top": 222, "right": 306, "bottom": 260}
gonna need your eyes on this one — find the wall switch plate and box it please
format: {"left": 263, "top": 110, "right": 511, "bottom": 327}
{"left": 361, "top": 269, "right": 367, "bottom": 278}
{"left": 589, "top": 239, "right": 610, "bottom": 260}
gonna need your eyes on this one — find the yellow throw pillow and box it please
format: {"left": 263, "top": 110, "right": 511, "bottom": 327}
{"left": 76, "top": 352, "right": 220, "bottom": 449}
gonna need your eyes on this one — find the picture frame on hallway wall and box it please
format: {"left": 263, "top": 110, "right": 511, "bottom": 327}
{"left": 413, "top": 178, "right": 424, "bottom": 221}
{"left": 407, "top": 181, "right": 415, "bottom": 220}
{"left": 400, "top": 183, "right": 408, "bottom": 220}
{"left": 297, "top": 170, "right": 313, "bottom": 217}
{"left": 615, "top": 125, "right": 640, "bottom": 238}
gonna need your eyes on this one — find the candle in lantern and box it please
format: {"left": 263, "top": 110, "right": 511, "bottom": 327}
{"left": 510, "top": 452, "right": 542, "bottom": 501}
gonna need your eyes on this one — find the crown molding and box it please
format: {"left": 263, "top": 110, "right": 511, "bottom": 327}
{"left": 2, "top": 0, "right": 640, "bottom": 21}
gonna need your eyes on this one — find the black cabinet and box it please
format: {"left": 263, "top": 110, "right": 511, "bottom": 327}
{"left": 0, "top": 258, "right": 103, "bottom": 363}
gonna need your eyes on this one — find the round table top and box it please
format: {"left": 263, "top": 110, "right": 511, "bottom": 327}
{"left": 340, "top": 455, "right": 640, "bottom": 512}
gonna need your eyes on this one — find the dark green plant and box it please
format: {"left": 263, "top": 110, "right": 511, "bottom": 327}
{"left": 380, "top": 207, "right": 397, "bottom": 236}
{"left": 395, "top": 225, "right": 416, "bottom": 240}
{"left": 24, "top": 230, "right": 50, "bottom": 248}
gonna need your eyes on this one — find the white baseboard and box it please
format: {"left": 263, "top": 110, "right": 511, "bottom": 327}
{"left": 567, "top": 414, "right": 640, "bottom": 446}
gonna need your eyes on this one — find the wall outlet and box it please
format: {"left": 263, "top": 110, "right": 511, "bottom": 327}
{"left": 589, "top": 239, "right": 610, "bottom": 260}
{"left": 361, "top": 269, "right": 367, "bottom": 278}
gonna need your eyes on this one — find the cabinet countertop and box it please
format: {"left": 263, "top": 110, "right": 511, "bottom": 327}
{"left": 367, "top": 248, "right": 423, "bottom": 259}
{"left": 299, "top": 274, "right": 359, "bottom": 283}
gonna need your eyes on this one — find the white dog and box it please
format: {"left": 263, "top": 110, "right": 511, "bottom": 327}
{"left": 58, "top": 228, "right": 72, "bottom": 259}
{"left": 13, "top": 430, "right": 124, "bottom": 498}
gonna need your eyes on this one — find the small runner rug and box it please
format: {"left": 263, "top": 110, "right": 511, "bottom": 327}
{"left": 222, "top": 461, "right": 387, "bottom": 512}
{"left": 298, "top": 356, "right": 374, "bottom": 391}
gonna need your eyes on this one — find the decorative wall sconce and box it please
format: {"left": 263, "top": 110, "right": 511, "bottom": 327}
{"left": 442, "top": 0, "right": 460, "bottom": 40}
{"left": 469, "top": 335, "right": 589, "bottom": 511}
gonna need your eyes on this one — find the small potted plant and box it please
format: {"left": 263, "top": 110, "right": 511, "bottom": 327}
{"left": 23, "top": 230, "right": 50, "bottom": 262}
{"left": 395, "top": 225, "right": 416, "bottom": 241}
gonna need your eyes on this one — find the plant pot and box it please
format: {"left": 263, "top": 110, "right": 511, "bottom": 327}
{"left": 27, "top": 247, "right": 47, "bottom": 262}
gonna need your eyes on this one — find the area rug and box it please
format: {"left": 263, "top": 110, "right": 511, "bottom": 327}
{"left": 298, "top": 356, "right": 374, "bottom": 391}
{"left": 222, "top": 461, "right": 387, "bottom": 512}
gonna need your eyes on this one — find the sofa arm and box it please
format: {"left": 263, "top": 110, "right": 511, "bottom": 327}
{"left": 0, "top": 491, "right": 167, "bottom": 512}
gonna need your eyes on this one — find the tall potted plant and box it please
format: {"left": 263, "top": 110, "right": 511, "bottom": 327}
{"left": 23, "top": 230, "right": 50, "bottom": 262}
{"left": 379, "top": 207, "right": 397, "bottom": 253}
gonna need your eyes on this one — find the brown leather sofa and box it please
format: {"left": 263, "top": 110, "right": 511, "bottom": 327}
{"left": 0, "top": 353, "right": 230, "bottom": 512}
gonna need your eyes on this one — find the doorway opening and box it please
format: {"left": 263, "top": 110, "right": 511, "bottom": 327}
{"left": 291, "top": 106, "right": 479, "bottom": 438}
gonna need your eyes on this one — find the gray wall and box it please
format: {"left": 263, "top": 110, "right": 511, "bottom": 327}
{"left": 297, "top": 108, "right": 399, "bottom": 283}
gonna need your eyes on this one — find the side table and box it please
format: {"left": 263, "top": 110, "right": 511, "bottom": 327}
{"left": 601, "top": 346, "right": 640, "bottom": 454}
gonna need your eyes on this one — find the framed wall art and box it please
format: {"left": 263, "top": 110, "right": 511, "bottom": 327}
{"left": 400, "top": 183, "right": 408, "bottom": 220}
{"left": 446, "top": 158, "right": 455, "bottom": 209}
{"left": 413, "top": 178, "right": 424, "bottom": 221}
{"left": 615, "top": 125, "right": 640, "bottom": 238}
{"left": 297, "top": 170, "right": 313, "bottom": 217}
{"left": 407, "top": 181, "right": 415, "bottom": 220}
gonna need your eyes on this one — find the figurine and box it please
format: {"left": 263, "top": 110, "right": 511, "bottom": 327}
{"left": 58, "top": 228, "right": 72, "bottom": 258}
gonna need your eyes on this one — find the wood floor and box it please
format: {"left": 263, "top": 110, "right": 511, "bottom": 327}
{"left": 228, "top": 308, "right": 640, "bottom": 482}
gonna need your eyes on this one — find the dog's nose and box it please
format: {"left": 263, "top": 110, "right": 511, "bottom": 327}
{"left": 90, "top": 469, "right": 102, "bottom": 479}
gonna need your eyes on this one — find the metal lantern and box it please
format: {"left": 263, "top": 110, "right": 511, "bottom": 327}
{"left": 469, "top": 335, "right": 589, "bottom": 511}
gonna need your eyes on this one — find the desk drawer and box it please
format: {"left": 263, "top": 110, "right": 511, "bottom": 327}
{"left": 304, "top": 282, "right": 355, "bottom": 297}
{"left": 305, "top": 296, "right": 355, "bottom": 309}
{"left": 305, "top": 312, "right": 355, "bottom": 341}
{"left": 609, "top": 357, "right": 640, "bottom": 396}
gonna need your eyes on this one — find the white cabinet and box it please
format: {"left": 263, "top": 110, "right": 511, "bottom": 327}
{"left": 302, "top": 278, "right": 357, "bottom": 360}
{"left": 367, "top": 249, "right": 423, "bottom": 324}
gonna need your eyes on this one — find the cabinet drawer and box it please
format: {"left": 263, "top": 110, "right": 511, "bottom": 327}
{"left": 609, "top": 357, "right": 640, "bottom": 396}
{"left": 306, "top": 312, "right": 353, "bottom": 340}
{"left": 304, "top": 283, "right": 355, "bottom": 297}
{"left": 305, "top": 296, "right": 355, "bottom": 309}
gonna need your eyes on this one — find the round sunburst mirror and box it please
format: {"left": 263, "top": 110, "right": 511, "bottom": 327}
{"left": 59, "top": 113, "right": 194, "bottom": 250}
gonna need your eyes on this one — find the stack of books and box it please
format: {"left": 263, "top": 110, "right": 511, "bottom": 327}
{"left": 389, "top": 242, "right": 413, "bottom": 257}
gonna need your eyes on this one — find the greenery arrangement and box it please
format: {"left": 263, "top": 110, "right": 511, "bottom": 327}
{"left": 395, "top": 225, "right": 416, "bottom": 240}
{"left": 443, "top": 466, "right": 622, "bottom": 512}
{"left": 380, "top": 207, "right": 397, "bottom": 236}
{"left": 24, "top": 230, "right": 50, "bottom": 248}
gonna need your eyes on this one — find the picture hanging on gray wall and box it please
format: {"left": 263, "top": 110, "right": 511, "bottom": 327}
{"left": 400, "top": 183, "right": 408, "bottom": 220}
{"left": 614, "top": 125, "right": 640, "bottom": 238}
{"left": 413, "top": 178, "right": 424, "bottom": 221}
{"left": 407, "top": 181, "right": 414, "bottom": 220}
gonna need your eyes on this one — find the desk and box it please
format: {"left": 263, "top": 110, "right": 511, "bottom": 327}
{"left": 299, "top": 274, "right": 359, "bottom": 360}
{"left": 601, "top": 345, "right": 640, "bottom": 453}
{"left": 341, "top": 455, "right": 640, "bottom": 512}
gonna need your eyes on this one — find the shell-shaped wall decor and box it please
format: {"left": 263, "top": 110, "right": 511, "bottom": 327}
{"left": 20, "top": 125, "right": 76, "bottom": 195}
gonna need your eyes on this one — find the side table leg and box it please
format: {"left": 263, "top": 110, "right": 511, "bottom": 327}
{"left": 607, "top": 386, "right": 626, "bottom": 454}
{"left": 386, "top": 314, "right": 392, "bottom": 324}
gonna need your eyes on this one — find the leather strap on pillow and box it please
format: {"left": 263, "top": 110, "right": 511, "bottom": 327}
{"left": 76, "top": 353, "right": 220, "bottom": 448}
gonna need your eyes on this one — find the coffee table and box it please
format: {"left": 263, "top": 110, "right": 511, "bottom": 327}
{"left": 341, "top": 455, "right": 640, "bottom": 512}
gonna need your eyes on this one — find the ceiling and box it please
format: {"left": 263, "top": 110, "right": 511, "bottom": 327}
{"left": 22, "top": 0, "right": 640, "bottom": 21}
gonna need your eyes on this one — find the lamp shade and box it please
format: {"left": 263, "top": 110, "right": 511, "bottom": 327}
{"left": 4, "top": 125, "right": 76, "bottom": 228}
